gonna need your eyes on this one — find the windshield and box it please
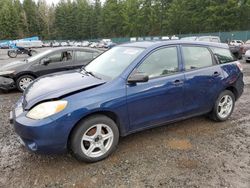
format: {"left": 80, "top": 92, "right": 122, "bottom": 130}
{"left": 26, "top": 49, "right": 53, "bottom": 62}
{"left": 85, "top": 46, "right": 144, "bottom": 80}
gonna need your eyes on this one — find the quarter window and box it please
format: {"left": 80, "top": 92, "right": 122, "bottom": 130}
{"left": 211, "top": 47, "right": 235, "bottom": 64}
{"left": 137, "top": 47, "right": 179, "bottom": 78}
{"left": 182, "top": 46, "right": 213, "bottom": 70}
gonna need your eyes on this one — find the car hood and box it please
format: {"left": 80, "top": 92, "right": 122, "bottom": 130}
{"left": 0, "top": 60, "right": 26, "bottom": 71}
{"left": 23, "top": 70, "right": 106, "bottom": 110}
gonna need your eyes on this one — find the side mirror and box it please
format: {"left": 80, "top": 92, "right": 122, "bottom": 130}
{"left": 41, "top": 58, "right": 50, "bottom": 65}
{"left": 128, "top": 72, "right": 149, "bottom": 83}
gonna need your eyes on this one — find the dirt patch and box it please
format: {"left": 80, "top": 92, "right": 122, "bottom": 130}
{"left": 177, "top": 158, "right": 199, "bottom": 169}
{"left": 167, "top": 139, "right": 192, "bottom": 150}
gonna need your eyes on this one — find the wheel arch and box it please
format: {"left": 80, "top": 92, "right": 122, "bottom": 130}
{"left": 14, "top": 72, "right": 37, "bottom": 81}
{"left": 67, "top": 110, "right": 123, "bottom": 150}
{"left": 225, "top": 86, "right": 238, "bottom": 100}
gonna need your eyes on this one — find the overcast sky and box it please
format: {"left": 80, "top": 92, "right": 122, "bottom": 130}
{"left": 32, "top": 0, "right": 105, "bottom": 6}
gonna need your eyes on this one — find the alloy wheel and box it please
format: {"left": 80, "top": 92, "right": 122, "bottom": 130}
{"left": 80, "top": 124, "right": 114, "bottom": 158}
{"left": 217, "top": 95, "right": 233, "bottom": 119}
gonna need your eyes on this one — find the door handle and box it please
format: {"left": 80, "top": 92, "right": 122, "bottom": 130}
{"left": 173, "top": 79, "right": 183, "bottom": 86}
{"left": 213, "top": 71, "right": 221, "bottom": 77}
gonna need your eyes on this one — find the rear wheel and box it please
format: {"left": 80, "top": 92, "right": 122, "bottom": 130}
{"left": 28, "top": 50, "right": 37, "bottom": 56}
{"left": 210, "top": 90, "right": 235, "bottom": 122}
{"left": 16, "top": 75, "right": 35, "bottom": 92}
{"left": 70, "top": 115, "right": 119, "bottom": 162}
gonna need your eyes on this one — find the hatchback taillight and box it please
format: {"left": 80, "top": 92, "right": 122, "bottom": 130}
{"left": 236, "top": 62, "right": 243, "bottom": 72}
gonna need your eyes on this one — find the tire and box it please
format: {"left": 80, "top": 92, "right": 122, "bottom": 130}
{"left": 210, "top": 90, "right": 235, "bottom": 122}
{"left": 28, "top": 50, "right": 37, "bottom": 56}
{"left": 8, "top": 50, "right": 17, "bottom": 58}
{"left": 70, "top": 115, "right": 119, "bottom": 163}
{"left": 16, "top": 75, "right": 35, "bottom": 92}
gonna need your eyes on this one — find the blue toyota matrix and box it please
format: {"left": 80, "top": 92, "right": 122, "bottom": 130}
{"left": 10, "top": 41, "right": 244, "bottom": 162}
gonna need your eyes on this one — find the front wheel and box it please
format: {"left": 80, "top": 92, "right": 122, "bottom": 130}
{"left": 210, "top": 90, "right": 235, "bottom": 122}
{"left": 70, "top": 115, "right": 119, "bottom": 162}
{"left": 16, "top": 75, "right": 35, "bottom": 92}
{"left": 8, "top": 50, "right": 17, "bottom": 58}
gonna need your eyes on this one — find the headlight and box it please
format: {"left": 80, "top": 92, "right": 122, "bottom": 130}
{"left": 0, "top": 70, "right": 15, "bottom": 76}
{"left": 26, "top": 101, "right": 68, "bottom": 120}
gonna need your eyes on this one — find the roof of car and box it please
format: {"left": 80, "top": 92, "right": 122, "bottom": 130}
{"left": 49, "top": 46, "right": 104, "bottom": 52}
{"left": 120, "top": 40, "right": 229, "bottom": 49}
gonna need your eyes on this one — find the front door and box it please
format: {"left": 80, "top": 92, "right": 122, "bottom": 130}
{"left": 126, "top": 46, "right": 185, "bottom": 132}
{"left": 34, "top": 50, "right": 74, "bottom": 76}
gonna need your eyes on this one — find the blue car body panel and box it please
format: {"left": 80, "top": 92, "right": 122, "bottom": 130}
{"left": 11, "top": 41, "right": 244, "bottom": 154}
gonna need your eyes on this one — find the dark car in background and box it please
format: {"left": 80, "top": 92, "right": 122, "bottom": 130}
{"left": 0, "top": 47, "right": 102, "bottom": 91}
{"left": 11, "top": 41, "right": 244, "bottom": 162}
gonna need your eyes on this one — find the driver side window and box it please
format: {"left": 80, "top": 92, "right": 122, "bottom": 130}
{"left": 46, "top": 51, "right": 73, "bottom": 63}
{"left": 137, "top": 47, "right": 179, "bottom": 79}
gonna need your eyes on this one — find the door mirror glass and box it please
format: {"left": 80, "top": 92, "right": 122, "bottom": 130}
{"left": 128, "top": 72, "right": 149, "bottom": 83}
{"left": 41, "top": 57, "right": 50, "bottom": 65}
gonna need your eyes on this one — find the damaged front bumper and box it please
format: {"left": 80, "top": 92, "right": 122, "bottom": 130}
{"left": 0, "top": 76, "right": 16, "bottom": 91}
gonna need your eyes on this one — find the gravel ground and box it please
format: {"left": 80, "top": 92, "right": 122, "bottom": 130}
{"left": 0, "top": 49, "right": 250, "bottom": 188}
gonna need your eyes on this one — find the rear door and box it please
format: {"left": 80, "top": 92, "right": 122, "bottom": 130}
{"left": 126, "top": 46, "right": 185, "bottom": 131}
{"left": 181, "top": 45, "right": 224, "bottom": 116}
{"left": 74, "top": 50, "right": 99, "bottom": 68}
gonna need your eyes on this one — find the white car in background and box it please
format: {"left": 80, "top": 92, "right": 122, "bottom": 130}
{"left": 171, "top": 35, "right": 179, "bottom": 40}
{"left": 161, "top": 36, "right": 170, "bottom": 40}
{"left": 74, "top": 42, "right": 82, "bottom": 47}
{"left": 181, "top": 36, "right": 221, "bottom": 43}
{"left": 60, "top": 42, "right": 68, "bottom": 46}
{"left": 230, "top": 40, "right": 244, "bottom": 46}
{"left": 245, "top": 49, "right": 250, "bottom": 62}
{"left": 90, "top": 42, "right": 98, "bottom": 48}
{"left": 81, "top": 41, "right": 90, "bottom": 47}
{"left": 16, "top": 40, "right": 43, "bottom": 48}
{"left": 52, "top": 41, "right": 60, "bottom": 47}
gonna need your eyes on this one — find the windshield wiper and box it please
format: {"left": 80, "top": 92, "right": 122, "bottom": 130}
{"left": 81, "top": 67, "right": 101, "bottom": 79}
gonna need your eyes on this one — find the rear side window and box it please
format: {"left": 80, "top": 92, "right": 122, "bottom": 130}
{"left": 210, "top": 47, "right": 235, "bottom": 64}
{"left": 182, "top": 46, "right": 213, "bottom": 70}
{"left": 75, "top": 51, "right": 93, "bottom": 61}
{"left": 137, "top": 47, "right": 179, "bottom": 78}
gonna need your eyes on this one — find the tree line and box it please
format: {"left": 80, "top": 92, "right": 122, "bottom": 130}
{"left": 0, "top": 0, "right": 250, "bottom": 40}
